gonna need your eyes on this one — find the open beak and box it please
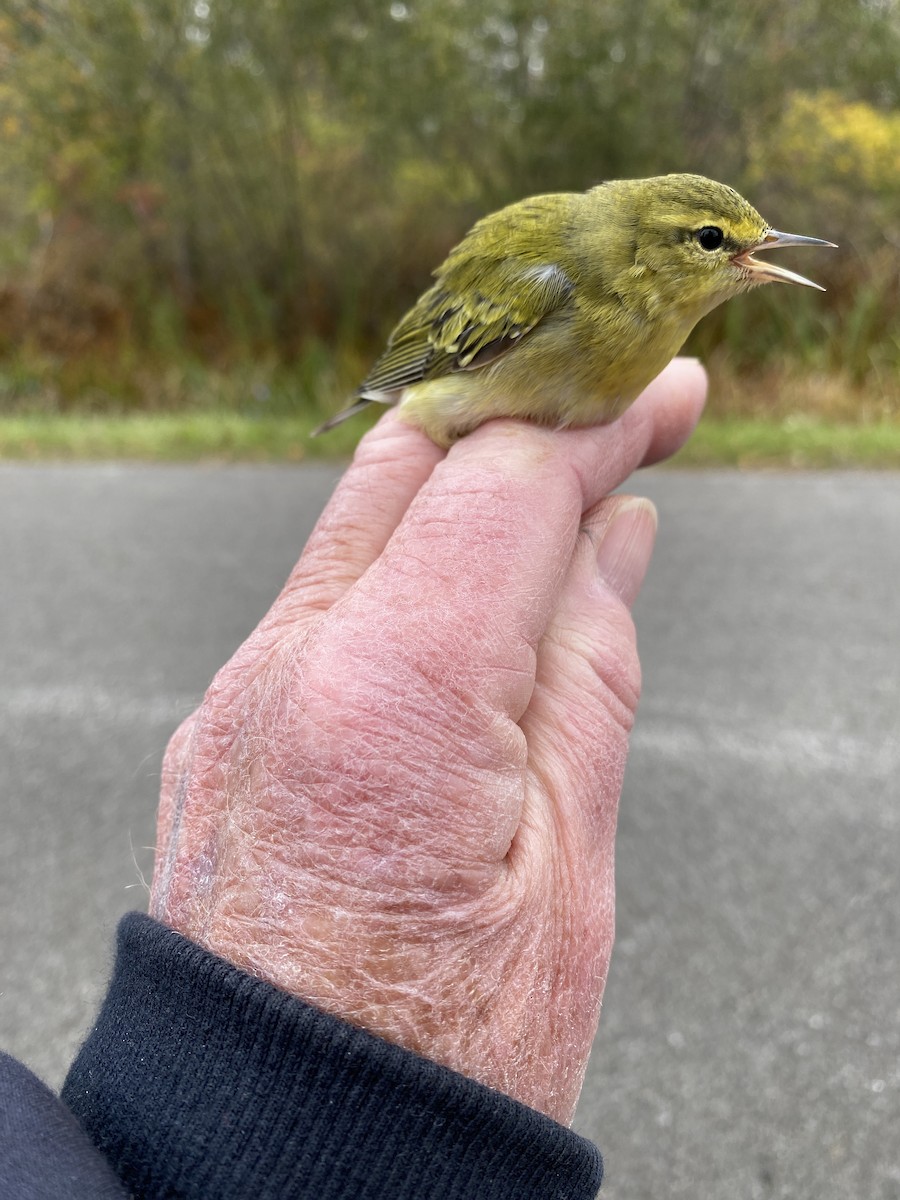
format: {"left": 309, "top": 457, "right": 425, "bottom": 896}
{"left": 732, "top": 229, "right": 838, "bottom": 291}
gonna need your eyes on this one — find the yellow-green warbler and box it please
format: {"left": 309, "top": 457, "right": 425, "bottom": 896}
{"left": 315, "top": 173, "right": 835, "bottom": 447}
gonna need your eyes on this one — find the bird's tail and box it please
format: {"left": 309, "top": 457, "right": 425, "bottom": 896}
{"left": 311, "top": 399, "right": 374, "bottom": 437}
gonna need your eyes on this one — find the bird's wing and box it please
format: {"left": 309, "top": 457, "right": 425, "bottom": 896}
{"left": 360, "top": 207, "right": 576, "bottom": 399}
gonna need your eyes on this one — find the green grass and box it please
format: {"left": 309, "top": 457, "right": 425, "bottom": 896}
{"left": 1, "top": 411, "right": 899, "bottom": 467}
{"left": 0, "top": 411, "right": 370, "bottom": 462}
{"left": 671, "top": 416, "right": 900, "bottom": 468}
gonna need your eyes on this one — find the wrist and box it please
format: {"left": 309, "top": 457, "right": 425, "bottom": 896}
{"left": 63, "top": 914, "right": 604, "bottom": 1199}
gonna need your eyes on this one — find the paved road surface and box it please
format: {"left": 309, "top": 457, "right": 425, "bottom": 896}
{"left": 1, "top": 463, "right": 897, "bottom": 1198}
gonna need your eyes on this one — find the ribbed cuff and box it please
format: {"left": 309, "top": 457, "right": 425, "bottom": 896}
{"left": 62, "top": 914, "right": 602, "bottom": 1200}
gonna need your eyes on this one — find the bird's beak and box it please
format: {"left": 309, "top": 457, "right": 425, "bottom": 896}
{"left": 732, "top": 230, "right": 837, "bottom": 291}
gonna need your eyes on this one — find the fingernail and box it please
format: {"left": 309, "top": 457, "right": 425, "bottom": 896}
{"left": 593, "top": 497, "right": 658, "bottom": 607}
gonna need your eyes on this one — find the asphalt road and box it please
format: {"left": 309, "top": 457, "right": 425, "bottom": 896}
{"left": 1, "top": 463, "right": 898, "bottom": 1199}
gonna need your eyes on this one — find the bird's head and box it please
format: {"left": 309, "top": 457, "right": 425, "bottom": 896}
{"left": 610, "top": 173, "right": 836, "bottom": 321}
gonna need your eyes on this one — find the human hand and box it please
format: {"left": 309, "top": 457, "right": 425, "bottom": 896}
{"left": 150, "top": 359, "right": 707, "bottom": 1125}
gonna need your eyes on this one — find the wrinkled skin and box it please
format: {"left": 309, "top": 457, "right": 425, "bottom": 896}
{"left": 151, "top": 359, "right": 707, "bottom": 1125}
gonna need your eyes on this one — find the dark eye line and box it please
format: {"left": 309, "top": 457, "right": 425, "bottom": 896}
{"left": 676, "top": 227, "right": 739, "bottom": 252}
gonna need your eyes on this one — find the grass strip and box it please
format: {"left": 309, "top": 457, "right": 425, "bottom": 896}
{"left": 671, "top": 417, "right": 900, "bottom": 468}
{"left": 0, "top": 413, "right": 359, "bottom": 462}
{"left": 1, "top": 412, "right": 899, "bottom": 467}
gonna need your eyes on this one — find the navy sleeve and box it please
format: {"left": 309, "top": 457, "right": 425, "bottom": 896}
{"left": 0, "top": 1052, "right": 126, "bottom": 1199}
{"left": 55, "top": 913, "right": 603, "bottom": 1199}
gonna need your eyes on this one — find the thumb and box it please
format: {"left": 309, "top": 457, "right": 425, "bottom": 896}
{"left": 518, "top": 494, "right": 657, "bottom": 851}
{"left": 530, "top": 493, "right": 657, "bottom": 739}
{"left": 589, "top": 495, "right": 659, "bottom": 608}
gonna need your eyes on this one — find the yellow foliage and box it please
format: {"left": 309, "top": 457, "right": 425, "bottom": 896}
{"left": 750, "top": 90, "right": 900, "bottom": 198}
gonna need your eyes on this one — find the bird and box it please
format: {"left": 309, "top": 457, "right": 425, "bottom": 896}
{"left": 313, "top": 173, "right": 835, "bottom": 448}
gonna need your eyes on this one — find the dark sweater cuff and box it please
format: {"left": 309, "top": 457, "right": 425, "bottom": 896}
{"left": 62, "top": 913, "right": 602, "bottom": 1199}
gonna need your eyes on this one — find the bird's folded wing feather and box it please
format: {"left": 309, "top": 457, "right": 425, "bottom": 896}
{"left": 360, "top": 214, "right": 576, "bottom": 399}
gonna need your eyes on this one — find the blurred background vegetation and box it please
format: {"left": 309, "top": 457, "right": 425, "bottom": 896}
{"left": 0, "top": 0, "right": 898, "bottom": 451}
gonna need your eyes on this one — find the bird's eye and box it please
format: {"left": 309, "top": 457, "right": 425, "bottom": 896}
{"left": 697, "top": 226, "right": 725, "bottom": 251}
